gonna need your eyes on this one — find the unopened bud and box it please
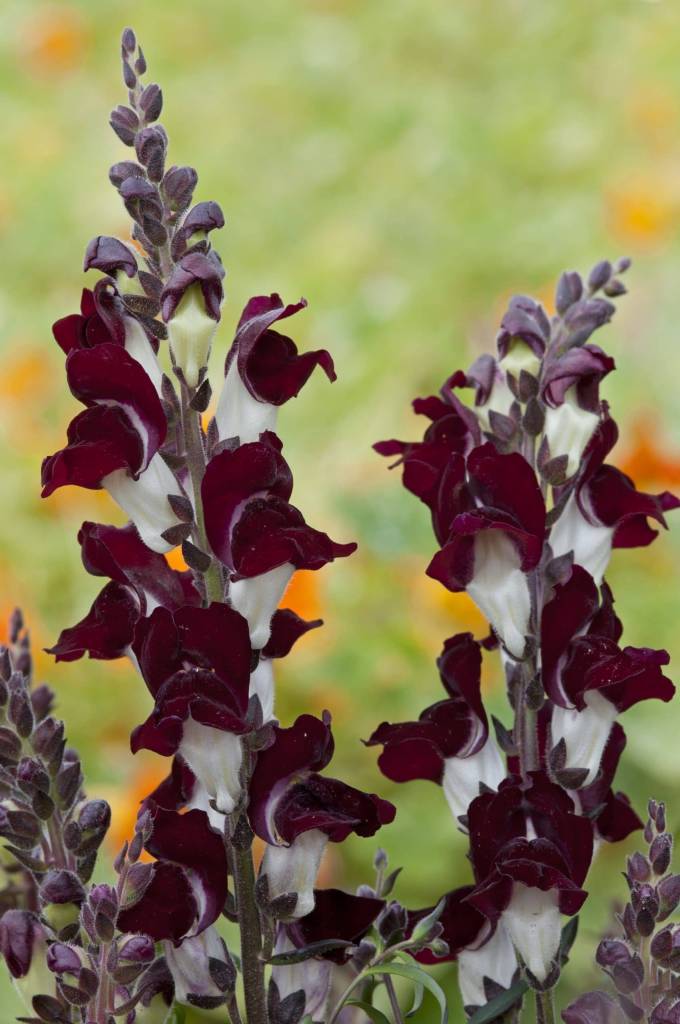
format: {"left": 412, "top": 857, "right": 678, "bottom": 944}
{"left": 658, "top": 874, "right": 680, "bottom": 921}
{"left": 651, "top": 833, "right": 673, "bottom": 876}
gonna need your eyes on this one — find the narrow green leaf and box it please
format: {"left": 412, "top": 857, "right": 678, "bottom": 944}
{"left": 465, "top": 978, "right": 528, "bottom": 1024}
{"left": 346, "top": 1000, "right": 392, "bottom": 1024}
{"left": 267, "top": 938, "right": 353, "bottom": 965}
{"left": 405, "top": 982, "right": 425, "bottom": 1019}
{"left": 365, "top": 962, "right": 448, "bottom": 1024}
{"left": 559, "top": 915, "right": 579, "bottom": 963}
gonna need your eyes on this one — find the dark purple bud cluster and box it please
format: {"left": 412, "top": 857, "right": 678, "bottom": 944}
{"left": 563, "top": 800, "right": 680, "bottom": 1024}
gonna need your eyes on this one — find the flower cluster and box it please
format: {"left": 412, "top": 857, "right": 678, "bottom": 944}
{"left": 563, "top": 800, "right": 680, "bottom": 1024}
{"left": 4, "top": 28, "right": 399, "bottom": 1024}
{"left": 371, "top": 259, "right": 678, "bottom": 1012}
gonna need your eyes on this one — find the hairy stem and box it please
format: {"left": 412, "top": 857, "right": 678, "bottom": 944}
{"left": 383, "top": 975, "right": 405, "bottom": 1024}
{"left": 535, "top": 988, "right": 556, "bottom": 1024}
{"left": 179, "top": 382, "right": 224, "bottom": 604}
{"left": 229, "top": 816, "right": 267, "bottom": 1024}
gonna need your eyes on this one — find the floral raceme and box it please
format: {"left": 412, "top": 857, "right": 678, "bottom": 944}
{"left": 371, "top": 259, "right": 678, "bottom": 1009}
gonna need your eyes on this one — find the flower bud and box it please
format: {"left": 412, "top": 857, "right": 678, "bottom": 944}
{"left": 562, "top": 991, "right": 623, "bottom": 1024}
{"left": 626, "top": 852, "right": 651, "bottom": 883}
{"left": 631, "top": 882, "right": 658, "bottom": 936}
{"left": 162, "top": 253, "right": 223, "bottom": 387}
{"left": 110, "top": 105, "right": 139, "bottom": 147}
{"left": 650, "top": 833, "right": 673, "bottom": 876}
{"left": 46, "top": 943, "right": 84, "bottom": 976}
{"left": 84, "top": 236, "right": 138, "bottom": 279}
{"left": 377, "top": 900, "right": 408, "bottom": 944}
{"left": 0, "top": 910, "right": 46, "bottom": 979}
{"left": 651, "top": 925, "right": 680, "bottom": 971}
{"left": 119, "top": 934, "right": 155, "bottom": 964}
{"left": 657, "top": 874, "right": 680, "bottom": 921}
{"left": 163, "top": 165, "right": 198, "bottom": 213}
{"left": 40, "top": 870, "right": 85, "bottom": 909}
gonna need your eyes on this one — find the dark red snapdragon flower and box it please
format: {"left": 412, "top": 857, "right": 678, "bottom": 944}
{"left": 202, "top": 432, "right": 356, "bottom": 647}
{"left": 248, "top": 713, "right": 395, "bottom": 918}
{"left": 367, "top": 633, "right": 504, "bottom": 822}
{"left": 466, "top": 773, "right": 593, "bottom": 985}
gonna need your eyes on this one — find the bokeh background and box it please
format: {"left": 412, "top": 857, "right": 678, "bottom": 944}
{"left": 2, "top": 0, "right": 680, "bottom": 1018}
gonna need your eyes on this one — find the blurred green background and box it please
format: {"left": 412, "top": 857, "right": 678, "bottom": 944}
{"left": 2, "top": 0, "right": 680, "bottom": 1018}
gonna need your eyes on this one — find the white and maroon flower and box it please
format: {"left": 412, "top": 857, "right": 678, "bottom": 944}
{"left": 117, "top": 804, "right": 228, "bottom": 944}
{"left": 543, "top": 565, "right": 674, "bottom": 786}
{"left": 248, "top": 714, "right": 395, "bottom": 918}
{"left": 374, "top": 371, "right": 480, "bottom": 545}
{"left": 251, "top": 608, "right": 323, "bottom": 722}
{"left": 367, "top": 633, "right": 504, "bottom": 823}
{"left": 540, "top": 344, "right": 615, "bottom": 478}
{"left": 161, "top": 252, "right": 224, "bottom": 387}
{"left": 576, "top": 723, "right": 642, "bottom": 844}
{"left": 214, "top": 294, "right": 335, "bottom": 444}
{"left": 427, "top": 443, "right": 546, "bottom": 658}
{"left": 41, "top": 344, "right": 183, "bottom": 552}
{"left": 202, "top": 432, "right": 355, "bottom": 648}
{"left": 408, "top": 888, "right": 517, "bottom": 1010}
{"left": 48, "top": 521, "right": 200, "bottom": 662}
{"left": 53, "top": 278, "right": 162, "bottom": 391}
{"left": 466, "top": 773, "right": 593, "bottom": 984}
{"left": 130, "top": 603, "right": 253, "bottom": 814}
{"left": 549, "top": 417, "right": 679, "bottom": 584}
{"left": 164, "top": 927, "right": 232, "bottom": 1010}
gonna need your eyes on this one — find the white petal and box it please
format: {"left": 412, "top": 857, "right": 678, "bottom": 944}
{"left": 442, "top": 739, "right": 505, "bottom": 822}
{"left": 186, "top": 781, "right": 227, "bottom": 833}
{"left": 457, "top": 923, "right": 517, "bottom": 1007}
{"left": 179, "top": 718, "right": 243, "bottom": 815}
{"left": 499, "top": 340, "right": 541, "bottom": 380}
{"left": 164, "top": 928, "right": 226, "bottom": 1005}
{"left": 271, "top": 930, "right": 332, "bottom": 1019}
{"left": 549, "top": 492, "right": 613, "bottom": 586}
{"left": 262, "top": 829, "right": 328, "bottom": 920}
{"left": 215, "top": 359, "right": 277, "bottom": 443}
{"left": 230, "top": 563, "right": 295, "bottom": 649}
{"left": 550, "top": 690, "right": 617, "bottom": 786}
{"left": 123, "top": 316, "right": 163, "bottom": 394}
{"left": 467, "top": 532, "right": 530, "bottom": 658}
{"left": 544, "top": 392, "right": 599, "bottom": 479}
{"left": 503, "top": 884, "right": 561, "bottom": 982}
{"left": 476, "top": 373, "right": 515, "bottom": 432}
{"left": 103, "top": 455, "right": 182, "bottom": 553}
{"left": 167, "top": 285, "right": 218, "bottom": 388}
{"left": 250, "top": 658, "right": 275, "bottom": 722}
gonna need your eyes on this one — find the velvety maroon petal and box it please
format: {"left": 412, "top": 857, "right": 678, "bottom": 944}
{"left": 286, "top": 888, "right": 384, "bottom": 963}
{"left": 263, "top": 609, "right": 323, "bottom": 658}
{"left": 41, "top": 405, "right": 144, "bottom": 495}
{"left": 52, "top": 283, "right": 127, "bottom": 355}
{"left": 562, "top": 637, "right": 674, "bottom": 712}
{"left": 373, "top": 734, "right": 445, "bottom": 784}
{"left": 131, "top": 713, "right": 184, "bottom": 756}
{"left": 143, "top": 807, "right": 229, "bottom": 933}
{"left": 274, "top": 773, "right": 395, "bottom": 844}
{"left": 202, "top": 433, "right": 293, "bottom": 567}
{"left": 496, "top": 295, "right": 550, "bottom": 359}
{"left": 541, "top": 344, "right": 615, "bottom": 412}
{"left": 367, "top": 699, "right": 479, "bottom": 784}
{"left": 437, "top": 633, "right": 486, "bottom": 736}
{"left": 117, "top": 861, "right": 197, "bottom": 943}
{"left": 65, "top": 343, "right": 166, "bottom": 465}
{"left": 153, "top": 669, "right": 251, "bottom": 733}
{"left": 541, "top": 566, "right": 599, "bottom": 706}
{"left": 465, "top": 443, "right": 546, "bottom": 552}
{"left": 161, "top": 252, "right": 223, "bottom": 322}
{"left": 588, "top": 465, "right": 679, "bottom": 547}
{"left": 47, "top": 581, "right": 139, "bottom": 662}
{"left": 248, "top": 714, "right": 335, "bottom": 840}
{"left": 79, "top": 521, "right": 200, "bottom": 613}
{"left": 84, "top": 235, "right": 138, "bottom": 278}
{"left": 143, "top": 756, "right": 197, "bottom": 812}
{"left": 228, "top": 293, "right": 335, "bottom": 405}
{"left": 409, "top": 886, "right": 486, "bottom": 964}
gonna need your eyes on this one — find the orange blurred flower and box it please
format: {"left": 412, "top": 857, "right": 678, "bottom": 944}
{"left": 103, "top": 754, "right": 169, "bottom": 860}
{"left": 23, "top": 5, "right": 88, "bottom": 74}
{"left": 605, "top": 176, "right": 678, "bottom": 246}
{"left": 281, "top": 570, "right": 323, "bottom": 621}
{"left": 618, "top": 412, "right": 680, "bottom": 491}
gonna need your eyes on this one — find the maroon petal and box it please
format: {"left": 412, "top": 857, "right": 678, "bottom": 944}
{"left": 562, "top": 637, "right": 674, "bottom": 712}
{"left": 47, "top": 581, "right": 140, "bottom": 662}
{"left": 286, "top": 888, "right": 384, "bottom": 963}
{"left": 273, "top": 773, "right": 395, "bottom": 844}
{"left": 228, "top": 293, "right": 335, "bottom": 405}
{"left": 84, "top": 235, "right": 138, "bottom": 278}
{"left": 79, "top": 521, "right": 200, "bottom": 613}
{"left": 263, "top": 609, "right": 323, "bottom": 658}
{"left": 541, "top": 344, "right": 615, "bottom": 412}
{"left": 41, "top": 405, "right": 144, "bottom": 495}
{"left": 587, "top": 465, "right": 679, "bottom": 547}
{"left": 117, "top": 861, "right": 197, "bottom": 943}
{"left": 65, "top": 343, "right": 167, "bottom": 466}
{"left": 437, "top": 633, "right": 486, "bottom": 738}
{"left": 496, "top": 295, "right": 550, "bottom": 359}
{"left": 541, "top": 566, "right": 599, "bottom": 706}
{"left": 367, "top": 699, "right": 480, "bottom": 784}
{"left": 161, "top": 252, "right": 223, "bottom": 322}
{"left": 408, "top": 886, "right": 485, "bottom": 964}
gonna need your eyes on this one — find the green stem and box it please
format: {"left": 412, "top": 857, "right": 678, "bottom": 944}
{"left": 179, "top": 383, "right": 224, "bottom": 604}
{"left": 383, "top": 975, "right": 405, "bottom": 1024}
{"left": 229, "top": 818, "right": 268, "bottom": 1024}
{"left": 535, "top": 989, "right": 556, "bottom": 1024}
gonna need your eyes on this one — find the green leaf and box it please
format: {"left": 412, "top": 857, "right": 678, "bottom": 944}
{"left": 559, "top": 915, "right": 579, "bottom": 964}
{"left": 465, "top": 978, "right": 528, "bottom": 1024}
{"left": 409, "top": 898, "right": 445, "bottom": 943}
{"left": 267, "top": 938, "right": 354, "bottom": 965}
{"left": 405, "top": 982, "right": 425, "bottom": 1019}
{"left": 365, "top": 961, "right": 448, "bottom": 1024}
{"left": 346, "top": 1000, "right": 393, "bottom": 1024}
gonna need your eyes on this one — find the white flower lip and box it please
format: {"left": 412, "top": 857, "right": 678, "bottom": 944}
{"left": 261, "top": 829, "right": 328, "bottom": 920}
{"left": 103, "top": 454, "right": 183, "bottom": 554}
{"left": 467, "top": 531, "right": 531, "bottom": 658}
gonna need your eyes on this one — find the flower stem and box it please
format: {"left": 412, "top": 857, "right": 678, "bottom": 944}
{"left": 229, "top": 815, "right": 268, "bottom": 1024}
{"left": 535, "top": 988, "right": 556, "bottom": 1024}
{"left": 383, "top": 975, "right": 405, "bottom": 1024}
{"left": 179, "top": 382, "right": 224, "bottom": 604}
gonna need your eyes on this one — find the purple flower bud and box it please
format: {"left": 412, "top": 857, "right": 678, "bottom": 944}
{"left": 163, "top": 165, "right": 198, "bottom": 212}
{"left": 110, "top": 105, "right": 139, "bottom": 147}
{"left": 140, "top": 83, "right": 163, "bottom": 123}
{"left": 31, "top": 718, "right": 65, "bottom": 773}
{"left": 555, "top": 271, "right": 583, "bottom": 315}
{"left": 8, "top": 675, "right": 34, "bottom": 738}
{"left": 109, "top": 161, "right": 145, "bottom": 188}
{"left": 134, "top": 126, "right": 167, "bottom": 182}
{"left": 46, "top": 942, "right": 83, "bottom": 975}
{"left": 119, "top": 934, "right": 155, "bottom": 964}
{"left": 17, "top": 757, "right": 50, "bottom": 794}
{"left": 626, "top": 852, "right": 651, "bottom": 883}
{"left": 377, "top": 900, "right": 408, "bottom": 943}
{"left": 40, "top": 870, "right": 85, "bottom": 906}
{"left": 121, "top": 28, "right": 136, "bottom": 54}
{"left": 0, "top": 647, "right": 11, "bottom": 682}
{"left": 611, "top": 954, "right": 644, "bottom": 995}
{"left": 658, "top": 873, "right": 680, "bottom": 921}
{"left": 84, "top": 236, "right": 138, "bottom": 279}
{"left": 651, "top": 833, "right": 673, "bottom": 875}
{"left": 0, "top": 910, "right": 46, "bottom": 978}
{"left": 657, "top": 803, "right": 667, "bottom": 832}
{"left": 89, "top": 884, "right": 118, "bottom": 917}
{"left": 31, "top": 684, "right": 54, "bottom": 722}
{"left": 596, "top": 939, "right": 633, "bottom": 969}
{"left": 631, "top": 882, "right": 659, "bottom": 936}
{"left": 587, "top": 260, "right": 613, "bottom": 293}
{"left": 562, "top": 991, "right": 623, "bottom": 1024}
